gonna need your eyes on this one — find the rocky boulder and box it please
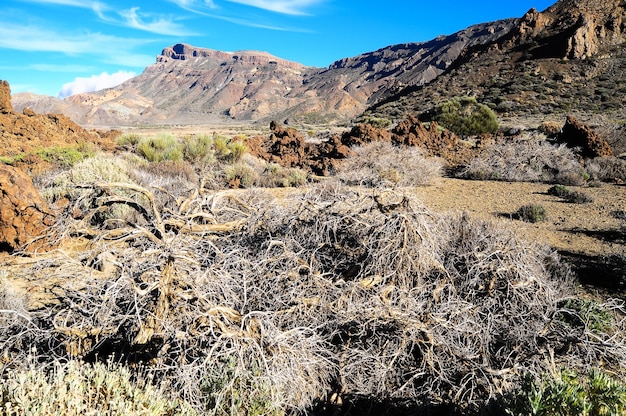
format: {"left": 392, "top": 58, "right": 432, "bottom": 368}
{"left": 0, "top": 80, "right": 13, "bottom": 114}
{"left": 557, "top": 115, "right": 613, "bottom": 158}
{"left": 0, "top": 165, "right": 55, "bottom": 252}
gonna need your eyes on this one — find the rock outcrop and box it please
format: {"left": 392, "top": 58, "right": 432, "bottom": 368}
{"left": 0, "top": 165, "right": 55, "bottom": 252}
{"left": 248, "top": 115, "right": 466, "bottom": 176}
{"left": 557, "top": 115, "right": 613, "bottom": 158}
{"left": 0, "top": 80, "right": 117, "bottom": 171}
{"left": 0, "top": 81, "right": 13, "bottom": 114}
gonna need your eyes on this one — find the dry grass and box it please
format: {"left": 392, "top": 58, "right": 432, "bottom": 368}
{"left": 1, "top": 178, "right": 625, "bottom": 414}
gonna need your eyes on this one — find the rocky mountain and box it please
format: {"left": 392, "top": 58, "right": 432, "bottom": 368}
{"left": 11, "top": 0, "right": 626, "bottom": 127}
{"left": 368, "top": 0, "right": 626, "bottom": 122}
{"left": 11, "top": 22, "right": 515, "bottom": 126}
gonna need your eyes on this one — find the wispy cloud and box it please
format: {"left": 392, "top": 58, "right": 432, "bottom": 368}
{"left": 31, "top": 63, "right": 96, "bottom": 73}
{"left": 0, "top": 23, "right": 153, "bottom": 67}
{"left": 226, "top": 0, "right": 322, "bottom": 15}
{"left": 113, "top": 7, "right": 197, "bottom": 36}
{"left": 167, "top": 0, "right": 309, "bottom": 30}
{"left": 58, "top": 70, "right": 136, "bottom": 98}
{"left": 16, "top": 0, "right": 108, "bottom": 15}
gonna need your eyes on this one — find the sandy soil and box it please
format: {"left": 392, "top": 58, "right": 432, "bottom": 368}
{"left": 409, "top": 178, "right": 625, "bottom": 259}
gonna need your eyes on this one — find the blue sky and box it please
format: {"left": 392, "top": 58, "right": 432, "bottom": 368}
{"left": 1, "top": 0, "right": 556, "bottom": 98}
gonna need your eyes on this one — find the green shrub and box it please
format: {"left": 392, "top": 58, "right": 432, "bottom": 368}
{"left": 502, "top": 369, "right": 626, "bottom": 416}
{"left": 116, "top": 133, "right": 142, "bottom": 148}
{"left": 0, "top": 360, "right": 196, "bottom": 415}
{"left": 557, "top": 298, "right": 613, "bottom": 334}
{"left": 213, "top": 136, "right": 231, "bottom": 160}
{"left": 138, "top": 134, "right": 183, "bottom": 163}
{"left": 224, "top": 162, "right": 258, "bottom": 188}
{"left": 516, "top": 204, "right": 546, "bottom": 223}
{"left": 35, "top": 143, "right": 95, "bottom": 167}
{"left": 228, "top": 140, "right": 247, "bottom": 163}
{"left": 361, "top": 115, "right": 392, "bottom": 129}
{"left": 41, "top": 154, "right": 140, "bottom": 220}
{"left": 183, "top": 134, "right": 215, "bottom": 164}
{"left": 547, "top": 185, "right": 593, "bottom": 203}
{"left": 201, "top": 355, "right": 282, "bottom": 416}
{"left": 431, "top": 96, "right": 498, "bottom": 136}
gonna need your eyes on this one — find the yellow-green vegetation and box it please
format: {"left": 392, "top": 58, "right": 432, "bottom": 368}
{"left": 224, "top": 162, "right": 258, "bottom": 188}
{"left": 0, "top": 360, "right": 196, "bottom": 416}
{"left": 116, "top": 132, "right": 142, "bottom": 148}
{"left": 138, "top": 134, "right": 184, "bottom": 163}
{"left": 360, "top": 115, "right": 392, "bottom": 129}
{"left": 502, "top": 369, "right": 626, "bottom": 416}
{"left": 183, "top": 134, "right": 215, "bottom": 164}
{"left": 548, "top": 185, "right": 593, "bottom": 204}
{"left": 0, "top": 143, "right": 95, "bottom": 167}
{"left": 432, "top": 96, "right": 498, "bottom": 136}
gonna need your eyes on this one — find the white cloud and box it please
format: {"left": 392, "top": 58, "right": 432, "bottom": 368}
{"left": 0, "top": 23, "right": 154, "bottom": 68}
{"left": 226, "top": 0, "right": 322, "bottom": 15}
{"left": 115, "top": 7, "right": 197, "bottom": 36}
{"left": 17, "top": 0, "right": 108, "bottom": 15}
{"left": 58, "top": 70, "right": 136, "bottom": 98}
{"left": 167, "top": 0, "right": 300, "bottom": 30}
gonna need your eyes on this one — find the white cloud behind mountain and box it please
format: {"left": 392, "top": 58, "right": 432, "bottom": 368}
{"left": 58, "top": 70, "right": 136, "bottom": 98}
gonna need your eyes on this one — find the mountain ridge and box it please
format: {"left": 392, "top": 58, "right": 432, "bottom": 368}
{"left": 11, "top": 0, "right": 626, "bottom": 127}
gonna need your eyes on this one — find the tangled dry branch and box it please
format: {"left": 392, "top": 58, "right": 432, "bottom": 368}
{"left": 1, "top": 180, "right": 625, "bottom": 414}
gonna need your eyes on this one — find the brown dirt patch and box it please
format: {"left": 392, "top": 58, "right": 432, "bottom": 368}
{"left": 410, "top": 178, "right": 625, "bottom": 257}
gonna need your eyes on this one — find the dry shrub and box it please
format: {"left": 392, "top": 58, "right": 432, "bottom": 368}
{"left": 335, "top": 141, "right": 442, "bottom": 187}
{"left": 0, "top": 359, "right": 195, "bottom": 415}
{"left": 1, "top": 182, "right": 625, "bottom": 414}
{"left": 461, "top": 133, "right": 586, "bottom": 184}
{"left": 586, "top": 156, "right": 626, "bottom": 182}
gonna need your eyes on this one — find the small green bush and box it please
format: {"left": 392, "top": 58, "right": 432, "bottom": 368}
{"left": 224, "top": 162, "right": 258, "bottom": 188}
{"left": 35, "top": 143, "right": 95, "bottom": 167}
{"left": 516, "top": 204, "right": 546, "bottom": 223}
{"left": 228, "top": 140, "right": 247, "bottom": 163}
{"left": 431, "top": 96, "right": 498, "bottom": 136}
{"left": 138, "top": 134, "right": 183, "bottom": 163}
{"left": 201, "top": 356, "right": 282, "bottom": 416}
{"left": 557, "top": 298, "right": 613, "bottom": 334}
{"left": 183, "top": 134, "right": 215, "bottom": 164}
{"left": 502, "top": 369, "right": 626, "bottom": 416}
{"left": 547, "top": 185, "right": 593, "bottom": 203}
{"left": 116, "top": 133, "right": 142, "bottom": 148}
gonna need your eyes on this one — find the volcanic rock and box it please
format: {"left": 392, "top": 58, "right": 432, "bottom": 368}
{"left": 0, "top": 80, "right": 118, "bottom": 171}
{"left": 0, "top": 81, "right": 13, "bottom": 114}
{"left": 0, "top": 165, "right": 55, "bottom": 252}
{"left": 557, "top": 115, "right": 613, "bottom": 157}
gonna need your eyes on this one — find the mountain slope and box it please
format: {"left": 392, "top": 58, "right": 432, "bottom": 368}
{"left": 368, "top": 0, "right": 626, "bottom": 122}
{"left": 12, "top": 23, "right": 516, "bottom": 126}
{"left": 11, "top": 0, "right": 625, "bottom": 127}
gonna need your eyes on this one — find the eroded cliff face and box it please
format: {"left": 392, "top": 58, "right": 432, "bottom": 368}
{"left": 511, "top": 0, "right": 625, "bottom": 59}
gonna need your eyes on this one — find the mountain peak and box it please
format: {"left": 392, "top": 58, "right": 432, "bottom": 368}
{"left": 158, "top": 43, "right": 307, "bottom": 69}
